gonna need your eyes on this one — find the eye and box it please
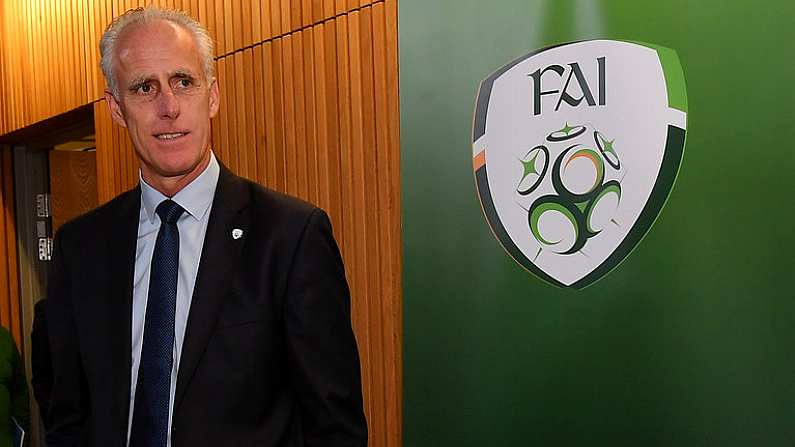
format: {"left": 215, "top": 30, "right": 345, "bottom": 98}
{"left": 135, "top": 83, "right": 153, "bottom": 95}
{"left": 177, "top": 78, "right": 192, "bottom": 88}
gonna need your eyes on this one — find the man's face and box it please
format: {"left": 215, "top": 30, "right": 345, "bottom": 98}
{"left": 105, "top": 19, "right": 219, "bottom": 194}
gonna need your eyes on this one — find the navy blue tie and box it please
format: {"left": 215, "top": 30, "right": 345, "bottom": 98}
{"left": 130, "top": 199, "right": 184, "bottom": 447}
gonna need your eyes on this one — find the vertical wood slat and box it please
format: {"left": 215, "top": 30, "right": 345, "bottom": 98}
{"left": 323, "top": 20, "right": 343, "bottom": 233}
{"left": 12, "top": 0, "right": 22, "bottom": 128}
{"left": 96, "top": 102, "right": 109, "bottom": 203}
{"left": 252, "top": 45, "right": 266, "bottom": 186}
{"left": 312, "top": 22, "right": 330, "bottom": 213}
{"left": 15, "top": 0, "right": 25, "bottom": 124}
{"left": 223, "top": 0, "right": 233, "bottom": 56}
{"left": 241, "top": 0, "right": 252, "bottom": 49}
{"left": 336, "top": 0, "right": 347, "bottom": 16}
{"left": 233, "top": 47, "right": 247, "bottom": 176}
{"left": 383, "top": 1, "right": 401, "bottom": 444}
{"left": 346, "top": 10, "right": 368, "bottom": 385}
{"left": 282, "top": 34, "right": 297, "bottom": 193}
{"left": 216, "top": 57, "right": 229, "bottom": 167}
{"left": 0, "top": 149, "right": 22, "bottom": 347}
{"left": 262, "top": 0, "right": 273, "bottom": 41}
{"left": 269, "top": 39, "right": 286, "bottom": 191}
{"left": 21, "top": 0, "right": 29, "bottom": 122}
{"left": 6, "top": 0, "right": 13, "bottom": 128}
{"left": 302, "top": 28, "right": 318, "bottom": 205}
{"left": 67, "top": 0, "right": 78, "bottom": 108}
{"left": 281, "top": 0, "right": 291, "bottom": 38}
{"left": 111, "top": 100, "right": 121, "bottom": 196}
{"left": 33, "top": 0, "right": 42, "bottom": 121}
{"left": 232, "top": 0, "right": 244, "bottom": 53}
{"left": 24, "top": 0, "right": 36, "bottom": 123}
{"left": 243, "top": 48, "right": 257, "bottom": 181}
{"left": 290, "top": 31, "right": 306, "bottom": 200}
{"left": 80, "top": 0, "right": 91, "bottom": 102}
{"left": 225, "top": 53, "right": 239, "bottom": 173}
{"left": 56, "top": 0, "right": 65, "bottom": 112}
{"left": 262, "top": 40, "right": 281, "bottom": 190}
{"left": 96, "top": 0, "right": 106, "bottom": 98}
{"left": 0, "top": 150, "right": 11, "bottom": 331}
{"left": 0, "top": 0, "right": 5, "bottom": 133}
{"left": 214, "top": 0, "right": 224, "bottom": 56}
{"left": 251, "top": 0, "right": 261, "bottom": 45}
{"left": 360, "top": 8, "right": 386, "bottom": 447}
{"left": 6, "top": 0, "right": 12, "bottom": 130}
{"left": 323, "top": 0, "right": 335, "bottom": 20}
{"left": 79, "top": 0, "right": 90, "bottom": 103}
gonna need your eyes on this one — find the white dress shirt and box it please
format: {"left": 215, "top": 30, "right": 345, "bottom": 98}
{"left": 127, "top": 152, "right": 220, "bottom": 447}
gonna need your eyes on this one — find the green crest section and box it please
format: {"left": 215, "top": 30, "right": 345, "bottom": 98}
{"left": 400, "top": 1, "right": 795, "bottom": 445}
{"left": 630, "top": 40, "right": 689, "bottom": 113}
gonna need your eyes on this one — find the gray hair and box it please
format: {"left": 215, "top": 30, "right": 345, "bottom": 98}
{"left": 100, "top": 6, "right": 215, "bottom": 97}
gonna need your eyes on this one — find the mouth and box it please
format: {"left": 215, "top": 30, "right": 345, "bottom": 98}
{"left": 154, "top": 131, "right": 189, "bottom": 141}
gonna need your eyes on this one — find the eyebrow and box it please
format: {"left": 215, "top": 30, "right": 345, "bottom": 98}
{"left": 127, "top": 75, "right": 154, "bottom": 90}
{"left": 172, "top": 69, "right": 197, "bottom": 79}
{"left": 126, "top": 69, "right": 199, "bottom": 89}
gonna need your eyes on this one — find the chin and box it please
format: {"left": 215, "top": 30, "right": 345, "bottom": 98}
{"left": 143, "top": 152, "right": 202, "bottom": 178}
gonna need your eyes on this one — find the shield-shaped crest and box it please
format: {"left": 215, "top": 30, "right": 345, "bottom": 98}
{"left": 472, "top": 40, "right": 687, "bottom": 288}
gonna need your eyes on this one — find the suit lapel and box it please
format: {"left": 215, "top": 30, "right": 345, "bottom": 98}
{"left": 174, "top": 165, "right": 250, "bottom": 410}
{"left": 106, "top": 187, "right": 141, "bottom": 439}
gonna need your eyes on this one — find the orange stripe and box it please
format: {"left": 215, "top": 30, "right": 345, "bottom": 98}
{"left": 473, "top": 150, "right": 485, "bottom": 171}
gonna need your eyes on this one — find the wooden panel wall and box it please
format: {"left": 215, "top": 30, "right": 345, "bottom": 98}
{"left": 1, "top": 1, "right": 401, "bottom": 446}
{"left": 0, "top": 149, "right": 22, "bottom": 347}
{"left": 0, "top": 0, "right": 102, "bottom": 135}
{"left": 49, "top": 151, "right": 99, "bottom": 234}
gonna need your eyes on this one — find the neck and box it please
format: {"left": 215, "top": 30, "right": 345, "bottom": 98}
{"left": 142, "top": 150, "right": 212, "bottom": 197}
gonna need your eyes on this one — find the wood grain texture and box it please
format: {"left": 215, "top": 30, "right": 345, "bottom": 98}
{"left": 0, "top": 0, "right": 368, "bottom": 135}
{"left": 3, "top": 2, "right": 401, "bottom": 445}
{"left": 49, "top": 150, "right": 99, "bottom": 234}
{"left": 0, "top": 148, "right": 22, "bottom": 347}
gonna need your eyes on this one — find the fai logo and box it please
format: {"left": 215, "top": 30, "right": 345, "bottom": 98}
{"left": 472, "top": 40, "right": 687, "bottom": 288}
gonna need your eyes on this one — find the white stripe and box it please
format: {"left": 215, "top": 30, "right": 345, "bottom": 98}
{"left": 668, "top": 108, "right": 687, "bottom": 130}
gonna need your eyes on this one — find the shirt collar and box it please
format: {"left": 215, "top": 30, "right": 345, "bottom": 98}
{"left": 140, "top": 151, "right": 220, "bottom": 224}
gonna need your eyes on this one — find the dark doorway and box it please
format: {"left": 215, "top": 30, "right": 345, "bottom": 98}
{"left": 2, "top": 105, "right": 95, "bottom": 447}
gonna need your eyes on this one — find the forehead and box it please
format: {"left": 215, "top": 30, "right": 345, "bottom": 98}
{"left": 115, "top": 19, "right": 202, "bottom": 79}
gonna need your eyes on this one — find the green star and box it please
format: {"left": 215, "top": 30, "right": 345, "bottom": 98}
{"left": 600, "top": 135, "right": 617, "bottom": 155}
{"left": 520, "top": 152, "right": 539, "bottom": 180}
{"left": 559, "top": 122, "right": 575, "bottom": 135}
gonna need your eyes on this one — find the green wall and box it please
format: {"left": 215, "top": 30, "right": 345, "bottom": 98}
{"left": 399, "top": 1, "right": 795, "bottom": 445}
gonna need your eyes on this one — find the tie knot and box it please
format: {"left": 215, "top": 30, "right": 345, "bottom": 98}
{"left": 155, "top": 199, "right": 185, "bottom": 224}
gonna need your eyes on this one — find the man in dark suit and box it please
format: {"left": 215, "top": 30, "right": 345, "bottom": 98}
{"left": 42, "top": 6, "right": 367, "bottom": 447}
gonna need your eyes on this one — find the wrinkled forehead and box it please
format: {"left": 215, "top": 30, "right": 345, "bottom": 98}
{"left": 114, "top": 19, "right": 201, "bottom": 79}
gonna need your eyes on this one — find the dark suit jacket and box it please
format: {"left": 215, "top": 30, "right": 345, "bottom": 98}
{"left": 32, "top": 298, "right": 53, "bottom": 428}
{"left": 44, "top": 165, "right": 367, "bottom": 446}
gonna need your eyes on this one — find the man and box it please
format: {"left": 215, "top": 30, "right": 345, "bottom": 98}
{"left": 42, "top": 7, "right": 367, "bottom": 447}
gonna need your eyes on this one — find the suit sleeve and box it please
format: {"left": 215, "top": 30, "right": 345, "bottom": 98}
{"left": 44, "top": 231, "right": 89, "bottom": 446}
{"left": 283, "top": 209, "right": 368, "bottom": 446}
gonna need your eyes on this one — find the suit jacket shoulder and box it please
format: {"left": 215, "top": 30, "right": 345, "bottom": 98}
{"left": 226, "top": 171, "right": 320, "bottom": 226}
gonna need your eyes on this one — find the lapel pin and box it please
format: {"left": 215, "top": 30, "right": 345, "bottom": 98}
{"left": 232, "top": 228, "right": 244, "bottom": 240}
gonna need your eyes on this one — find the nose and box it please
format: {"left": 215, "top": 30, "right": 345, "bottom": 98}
{"left": 157, "top": 88, "right": 180, "bottom": 119}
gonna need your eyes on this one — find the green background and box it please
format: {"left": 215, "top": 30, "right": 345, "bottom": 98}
{"left": 399, "top": 0, "right": 795, "bottom": 445}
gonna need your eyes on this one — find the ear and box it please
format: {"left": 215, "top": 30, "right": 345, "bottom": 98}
{"left": 208, "top": 77, "right": 220, "bottom": 119}
{"left": 104, "top": 90, "right": 128, "bottom": 128}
